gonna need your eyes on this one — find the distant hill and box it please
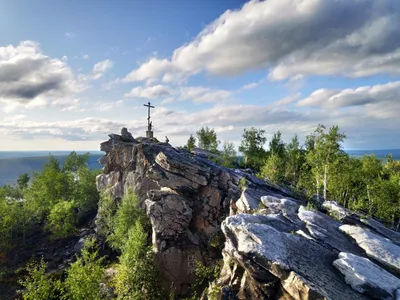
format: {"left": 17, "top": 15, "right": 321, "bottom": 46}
{"left": 0, "top": 151, "right": 103, "bottom": 186}
{"left": 346, "top": 149, "right": 400, "bottom": 160}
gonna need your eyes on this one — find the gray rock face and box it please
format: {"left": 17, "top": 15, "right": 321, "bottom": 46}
{"left": 120, "top": 127, "right": 136, "bottom": 142}
{"left": 298, "top": 206, "right": 362, "bottom": 254}
{"left": 218, "top": 202, "right": 400, "bottom": 300}
{"left": 96, "top": 133, "right": 290, "bottom": 296}
{"left": 334, "top": 252, "right": 400, "bottom": 300}
{"left": 145, "top": 189, "right": 193, "bottom": 245}
{"left": 360, "top": 218, "right": 400, "bottom": 245}
{"left": 222, "top": 214, "right": 368, "bottom": 300}
{"left": 340, "top": 225, "right": 400, "bottom": 273}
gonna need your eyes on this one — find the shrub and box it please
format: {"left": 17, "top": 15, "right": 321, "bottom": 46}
{"left": 113, "top": 221, "right": 161, "bottom": 299}
{"left": 46, "top": 200, "right": 77, "bottom": 239}
{"left": 19, "top": 259, "right": 61, "bottom": 300}
{"left": 238, "top": 178, "right": 248, "bottom": 191}
{"left": 95, "top": 192, "right": 117, "bottom": 238}
{"left": 63, "top": 238, "right": 105, "bottom": 300}
{"left": 108, "top": 191, "right": 149, "bottom": 250}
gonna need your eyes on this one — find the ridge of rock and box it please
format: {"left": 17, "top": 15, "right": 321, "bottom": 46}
{"left": 96, "top": 131, "right": 400, "bottom": 299}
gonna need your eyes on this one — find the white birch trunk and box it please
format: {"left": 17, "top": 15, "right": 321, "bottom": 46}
{"left": 323, "top": 164, "right": 327, "bottom": 201}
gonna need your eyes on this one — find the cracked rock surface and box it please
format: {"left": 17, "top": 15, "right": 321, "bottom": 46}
{"left": 96, "top": 134, "right": 400, "bottom": 299}
{"left": 333, "top": 252, "right": 400, "bottom": 300}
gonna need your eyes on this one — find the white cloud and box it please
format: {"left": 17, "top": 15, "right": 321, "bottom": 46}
{"left": 1, "top": 91, "right": 400, "bottom": 149}
{"left": 82, "top": 54, "right": 89, "bottom": 60}
{"left": 123, "top": 84, "right": 231, "bottom": 103}
{"left": 62, "top": 56, "right": 68, "bottom": 61}
{"left": 4, "top": 114, "right": 25, "bottom": 122}
{"left": 297, "top": 81, "right": 400, "bottom": 110}
{"left": 0, "top": 41, "right": 88, "bottom": 111}
{"left": 0, "top": 117, "right": 142, "bottom": 141}
{"left": 177, "top": 86, "right": 231, "bottom": 103}
{"left": 92, "top": 59, "right": 114, "bottom": 79}
{"left": 54, "top": 98, "right": 86, "bottom": 112}
{"left": 123, "top": 0, "right": 400, "bottom": 83}
{"left": 65, "top": 32, "right": 76, "bottom": 38}
{"left": 124, "top": 85, "right": 170, "bottom": 99}
{"left": 95, "top": 100, "right": 124, "bottom": 111}
{"left": 240, "top": 82, "right": 259, "bottom": 91}
{"left": 272, "top": 93, "right": 301, "bottom": 107}
{"left": 123, "top": 58, "right": 171, "bottom": 83}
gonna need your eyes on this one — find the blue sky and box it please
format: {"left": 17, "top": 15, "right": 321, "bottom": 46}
{"left": 1, "top": 0, "right": 400, "bottom": 150}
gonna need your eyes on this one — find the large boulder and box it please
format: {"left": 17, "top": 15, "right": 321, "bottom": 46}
{"left": 339, "top": 225, "right": 400, "bottom": 273}
{"left": 221, "top": 214, "right": 368, "bottom": 300}
{"left": 334, "top": 252, "right": 400, "bottom": 300}
{"left": 360, "top": 218, "right": 400, "bottom": 245}
{"left": 298, "top": 206, "right": 362, "bottom": 254}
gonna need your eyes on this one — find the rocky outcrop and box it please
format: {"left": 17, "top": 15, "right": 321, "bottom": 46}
{"left": 220, "top": 213, "right": 368, "bottom": 300}
{"left": 333, "top": 252, "right": 400, "bottom": 300}
{"left": 339, "top": 225, "right": 400, "bottom": 273}
{"left": 96, "top": 131, "right": 296, "bottom": 295}
{"left": 96, "top": 130, "right": 400, "bottom": 299}
{"left": 218, "top": 200, "right": 400, "bottom": 299}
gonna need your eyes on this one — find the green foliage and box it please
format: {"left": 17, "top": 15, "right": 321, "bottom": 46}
{"left": 63, "top": 238, "right": 105, "bottom": 300}
{"left": 63, "top": 151, "right": 90, "bottom": 173}
{"left": 188, "top": 260, "right": 222, "bottom": 300}
{"left": 306, "top": 202, "right": 318, "bottom": 211}
{"left": 209, "top": 230, "right": 224, "bottom": 250}
{"left": 258, "top": 201, "right": 266, "bottom": 210}
{"left": 113, "top": 221, "right": 161, "bottom": 300}
{"left": 239, "top": 127, "right": 267, "bottom": 171}
{"left": 19, "top": 240, "right": 106, "bottom": 300}
{"left": 19, "top": 259, "right": 61, "bottom": 300}
{"left": 259, "top": 153, "right": 286, "bottom": 183}
{"left": 108, "top": 190, "right": 150, "bottom": 250}
{"left": 186, "top": 134, "right": 196, "bottom": 152}
{"left": 221, "top": 141, "right": 237, "bottom": 168}
{"left": 24, "top": 156, "right": 73, "bottom": 219}
{"left": 0, "top": 196, "right": 34, "bottom": 252}
{"left": 96, "top": 192, "right": 117, "bottom": 238}
{"left": 17, "top": 173, "right": 30, "bottom": 189}
{"left": 196, "top": 126, "right": 220, "bottom": 153}
{"left": 46, "top": 200, "right": 77, "bottom": 239}
{"left": 238, "top": 177, "right": 248, "bottom": 191}
{"left": 269, "top": 130, "right": 286, "bottom": 158}
{"left": 0, "top": 152, "right": 100, "bottom": 247}
{"left": 305, "top": 124, "right": 346, "bottom": 201}
{"left": 73, "top": 167, "right": 101, "bottom": 218}
{"left": 285, "top": 135, "right": 303, "bottom": 184}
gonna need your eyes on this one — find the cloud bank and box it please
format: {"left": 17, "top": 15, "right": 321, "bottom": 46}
{"left": 124, "top": 0, "right": 400, "bottom": 83}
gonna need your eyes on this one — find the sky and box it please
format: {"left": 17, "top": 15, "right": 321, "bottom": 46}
{"left": 1, "top": 0, "right": 400, "bottom": 151}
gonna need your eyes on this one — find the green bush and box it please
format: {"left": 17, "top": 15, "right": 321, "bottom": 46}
{"left": 19, "top": 259, "right": 61, "bottom": 300}
{"left": 46, "top": 200, "right": 77, "bottom": 239}
{"left": 95, "top": 192, "right": 117, "bottom": 237}
{"left": 238, "top": 177, "right": 248, "bottom": 191}
{"left": 63, "top": 238, "right": 105, "bottom": 300}
{"left": 73, "top": 168, "right": 101, "bottom": 219}
{"left": 187, "top": 261, "right": 222, "bottom": 300}
{"left": 113, "top": 221, "right": 161, "bottom": 299}
{"left": 108, "top": 190, "right": 149, "bottom": 250}
{"left": 258, "top": 153, "right": 286, "bottom": 183}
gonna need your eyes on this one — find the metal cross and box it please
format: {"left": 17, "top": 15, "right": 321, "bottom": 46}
{"left": 143, "top": 102, "right": 155, "bottom": 129}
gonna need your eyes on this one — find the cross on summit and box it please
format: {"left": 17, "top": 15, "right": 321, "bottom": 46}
{"left": 143, "top": 101, "right": 155, "bottom": 139}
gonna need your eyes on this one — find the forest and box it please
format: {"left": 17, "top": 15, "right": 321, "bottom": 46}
{"left": 0, "top": 124, "right": 399, "bottom": 299}
{"left": 188, "top": 124, "right": 400, "bottom": 230}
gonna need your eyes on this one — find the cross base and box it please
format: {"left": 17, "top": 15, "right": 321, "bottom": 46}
{"left": 146, "top": 131, "right": 154, "bottom": 139}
